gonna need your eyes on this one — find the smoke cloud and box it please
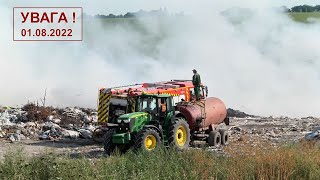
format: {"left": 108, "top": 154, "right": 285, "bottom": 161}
{"left": 1, "top": 1, "right": 320, "bottom": 118}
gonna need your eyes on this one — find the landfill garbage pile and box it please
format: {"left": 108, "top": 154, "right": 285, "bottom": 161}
{"left": 0, "top": 104, "right": 98, "bottom": 142}
{"left": 228, "top": 116, "right": 320, "bottom": 145}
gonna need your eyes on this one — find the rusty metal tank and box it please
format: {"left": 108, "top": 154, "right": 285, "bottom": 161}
{"left": 176, "top": 97, "right": 227, "bottom": 130}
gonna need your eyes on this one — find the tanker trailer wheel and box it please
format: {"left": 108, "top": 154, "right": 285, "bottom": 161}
{"left": 219, "top": 129, "right": 229, "bottom": 145}
{"left": 168, "top": 117, "right": 191, "bottom": 150}
{"left": 208, "top": 130, "right": 221, "bottom": 147}
{"left": 134, "top": 128, "right": 161, "bottom": 152}
{"left": 103, "top": 128, "right": 117, "bottom": 156}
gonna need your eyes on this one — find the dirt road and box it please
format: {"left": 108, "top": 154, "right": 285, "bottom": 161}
{"left": 0, "top": 139, "right": 105, "bottom": 160}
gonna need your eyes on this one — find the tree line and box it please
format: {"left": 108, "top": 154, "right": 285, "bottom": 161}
{"left": 286, "top": 5, "right": 320, "bottom": 12}
{"left": 83, "top": 8, "right": 184, "bottom": 19}
{"left": 83, "top": 5, "right": 320, "bottom": 19}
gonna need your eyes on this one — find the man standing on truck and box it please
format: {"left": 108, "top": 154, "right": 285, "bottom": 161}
{"left": 192, "top": 69, "right": 201, "bottom": 100}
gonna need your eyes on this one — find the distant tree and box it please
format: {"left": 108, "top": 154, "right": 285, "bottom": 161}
{"left": 107, "top": 14, "right": 116, "bottom": 18}
{"left": 302, "top": 5, "right": 315, "bottom": 12}
{"left": 94, "top": 14, "right": 107, "bottom": 18}
{"left": 124, "top": 12, "right": 134, "bottom": 18}
{"left": 290, "top": 5, "right": 319, "bottom": 12}
{"left": 90, "top": 9, "right": 172, "bottom": 19}
{"left": 291, "top": 5, "right": 302, "bottom": 12}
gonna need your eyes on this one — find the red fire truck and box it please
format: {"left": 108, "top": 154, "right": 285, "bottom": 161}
{"left": 93, "top": 80, "right": 208, "bottom": 142}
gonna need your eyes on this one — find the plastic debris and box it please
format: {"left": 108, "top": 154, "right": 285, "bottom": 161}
{"left": 0, "top": 105, "right": 98, "bottom": 141}
{"left": 304, "top": 127, "right": 320, "bottom": 141}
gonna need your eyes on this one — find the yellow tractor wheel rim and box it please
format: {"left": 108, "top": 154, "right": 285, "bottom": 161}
{"left": 176, "top": 126, "right": 187, "bottom": 146}
{"left": 144, "top": 135, "right": 157, "bottom": 150}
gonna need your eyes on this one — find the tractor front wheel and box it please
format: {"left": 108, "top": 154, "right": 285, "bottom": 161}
{"left": 134, "top": 128, "right": 161, "bottom": 152}
{"left": 103, "top": 128, "right": 116, "bottom": 155}
{"left": 168, "top": 117, "right": 191, "bottom": 150}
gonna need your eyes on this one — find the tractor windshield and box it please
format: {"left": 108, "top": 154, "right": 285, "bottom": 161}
{"left": 136, "top": 97, "right": 157, "bottom": 113}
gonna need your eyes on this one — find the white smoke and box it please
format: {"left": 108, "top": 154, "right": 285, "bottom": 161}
{"left": 1, "top": 1, "right": 320, "bottom": 118}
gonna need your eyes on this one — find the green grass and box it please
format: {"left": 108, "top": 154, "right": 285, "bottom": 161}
{"left": 1, "top": 141, "right": 320, "bottom": 180}
{"left": 289, "top": 12, "right": 320, "bottom": 23}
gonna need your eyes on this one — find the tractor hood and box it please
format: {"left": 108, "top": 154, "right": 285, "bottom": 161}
{"left": 117, "top": 112, "right": 149, "bottom": 123}
{"left": 118, "top": 112, "right": 148, "bottom": 119}
{"left": 116, "top": 111, "right": 151, "bottom": 133}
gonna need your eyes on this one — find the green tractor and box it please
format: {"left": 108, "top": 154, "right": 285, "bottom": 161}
{"left": 103, "top": 93, "right": 191, "bottom": 155}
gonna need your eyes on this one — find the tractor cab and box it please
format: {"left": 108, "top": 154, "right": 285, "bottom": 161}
{"left": 135, "top": 94, "right": 174, "bottom": 123}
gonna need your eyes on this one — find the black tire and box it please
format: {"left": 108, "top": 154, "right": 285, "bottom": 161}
{"left": 134, "top": 128, "right": 161, "bottom": 152}
{"left": 116, "top": 144, "right": 131, "bottom": 153}
{"left": 103, "top": 128, "right": 116, "bottom": 155}
{"left": 168, "top": 117, "right": 191, "bottom": 150}
{"left": 219, "top": 129, "right": 229, "bottom": 145}
{"left": 208, "top": 130, "right": 221, "bottom": 147}
{"left": 93, "top": 127, "right": 105, "bottom": 143}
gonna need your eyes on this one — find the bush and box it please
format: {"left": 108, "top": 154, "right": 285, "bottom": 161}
{"left": 22, "top": 103, "right": 53, "bottom": 122}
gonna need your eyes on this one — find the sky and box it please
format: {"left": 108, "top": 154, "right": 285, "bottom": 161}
{"left": 1, "top": 0, "right": 320, "bottom": 118}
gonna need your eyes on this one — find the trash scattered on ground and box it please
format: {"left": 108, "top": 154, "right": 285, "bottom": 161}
{"left": 304, "top": 127, "right": 320, "bottom": 141}
{"left": 229, "top": 116, "right": 320, "bottom": 144}
{"left": 1, "top": 104, "right": 319, "bottom": 147}
{"left": 0, "top": 104, "right": 98, "bottom": 142}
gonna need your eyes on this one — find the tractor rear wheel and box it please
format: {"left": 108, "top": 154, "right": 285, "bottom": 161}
{"left": 103, "top": 128, "right": 116, "bottom": 155}
{"left": 168, "top": 117, "right": 191, "bottom": 150}
{"left": 208, "top": 130, "right": 221, "bottom": 147}
{"left": 134, "top": 128, "right": 161, "bottom": 152}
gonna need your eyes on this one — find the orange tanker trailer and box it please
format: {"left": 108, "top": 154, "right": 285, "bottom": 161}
{"left": 175, "top": 97, "right": 230, "bottom": 146}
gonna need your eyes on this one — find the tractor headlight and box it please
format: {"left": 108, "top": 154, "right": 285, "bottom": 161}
{"left": 117, "top": 117, "right": 135, "bottom": 129}
{"left": 117, "top": 118, "right": 130, "bottom": 123}
{"left": 116, "top": 118, "right": 135, "bottom": 132}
